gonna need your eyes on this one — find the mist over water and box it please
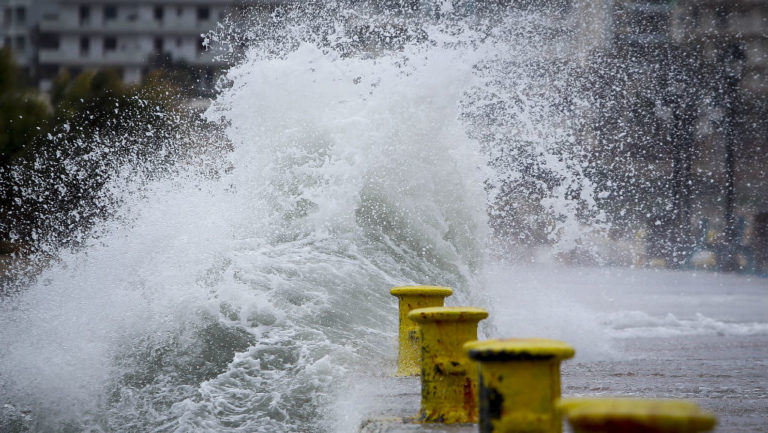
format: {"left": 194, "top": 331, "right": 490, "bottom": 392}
{"left": 0, "top": 2, "right": 706, "bottom": 432}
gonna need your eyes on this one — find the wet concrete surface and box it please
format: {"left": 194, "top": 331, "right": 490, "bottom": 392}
{"left": 563, "top": 335, "right": 768, "bottom": 433}
{"left": 361, "top": 334, "right": 767, "bottom": 432}
{"left": 357, "top": 376, "right": 475, "bottom": 433}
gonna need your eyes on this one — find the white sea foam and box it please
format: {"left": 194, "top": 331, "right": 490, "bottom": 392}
{"left": 603, "top": 311, "right": 768, "bottom": 338}
{"left": 0, "top": 10, "right": 494, "bottom": 431}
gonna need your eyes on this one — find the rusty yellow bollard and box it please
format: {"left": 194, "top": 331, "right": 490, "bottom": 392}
{"left": 390, "top": 285, "right": 453, "bottom": 376}
{"left": 464, "top": 338, "right": 575, "bottom": 433}
{"left": 409, "top": 306, "right": 489, "bottom": 423}
{"left": 557, "top": 398, "right": 717, "bottom": 433}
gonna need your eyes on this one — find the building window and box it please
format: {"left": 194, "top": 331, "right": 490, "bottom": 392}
{"left": 691, "top": 6, "right": 700, "bottom": 26}
{"left": 154, "top": 37, "right": 163, "bottom": 53}
{"left": 176, "top": 38, "right": 182, "bottom": 47}
{"left": 15, "top": 7, "right": 25, "bottom": 24}
{"left": 39, "top": 64, "right": 59, "bottom": 79}
{"left": 104, "top": 6, "right": 117, "bottom": 20}
{"left": 126, "top": 6, "right": 137, "bottom": 21}
{"left": 39, "top": 32, "right": 59, "bottom": 49}
{"left": 197, "top": 7, "right": 209, "bottom": 21}
{"left": 80, "top": 37, "right": 89, "bottom": 56}
{"left": 4, "top": 37, "right": 11, "bottom": 47}
{"left": 14, "top": 36, "right": 25, "bottom": 51}
{"left": 79, "top": 6, "right": 90, "bottom": 25}
{"left": 636, "top": 12, "right": 667, "bottom": 35}
{"left": 197, "top": 35, "right": 205, "bottom": 55}
{"left": 3, "top": 8, "right": 11, "bottom": 27}
{"left": 177, "top": 7, "right": 183, "bottom": 17}
{"left": 154, "top": 6, "right": 164, "bottom": 21}
{"left": 104, "top": 36, "right": 117, "bottom": 51}
{"left": 716, "top": 6, "right": 729, "bottom": 28}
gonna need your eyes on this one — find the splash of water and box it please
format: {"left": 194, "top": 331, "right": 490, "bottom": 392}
{"left": 0, "top": 2, "right": 606, "bottom": 432}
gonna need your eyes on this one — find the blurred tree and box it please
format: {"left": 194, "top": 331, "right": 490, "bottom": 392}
{"left": 51, "top": 68, "right": 138, "bottom": 132}
{"left": 718, "top": 41, "right": 747, "bottom": 271}
{"left": 0, "top": 48, "right": 50, "bottom": 165}
{"left": 661, "top": 42, "right": 708, "bottom": 267}
{"left": 147, "top": 54, "right": 200, "bottom": 98}
{"left": 0, "top": 48, "right": 50, "bottom": 256}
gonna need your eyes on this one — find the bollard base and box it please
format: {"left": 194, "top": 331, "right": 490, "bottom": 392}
{"left": 355, "top": 376, "right": 475, "bottom": 433}
{"left": 360, "top": 416, "right": 474, "bottom": 433}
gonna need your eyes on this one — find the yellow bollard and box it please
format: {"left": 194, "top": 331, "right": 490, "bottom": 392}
{"left": 557, "top": 398, "right": 717, "bottom": 433}
{"left": 409, "top": 306, "right": 489, "bottom": 423}
{"left": 390, "top": 285, "right": 453, "bottom": 376}
{"left": 464, "top": 338, "right": 575, "bottom": 433}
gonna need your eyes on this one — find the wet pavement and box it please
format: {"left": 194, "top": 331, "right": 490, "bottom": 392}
{"left": 361, "top": 335, "right": 767, "bottom": 432}
{"left": 563, "top": 334, "right": 768, "bottom": 433}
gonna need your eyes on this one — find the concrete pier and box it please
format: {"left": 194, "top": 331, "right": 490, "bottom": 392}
{"left": 358, "top": 377, "right": 474, "bottom": 433}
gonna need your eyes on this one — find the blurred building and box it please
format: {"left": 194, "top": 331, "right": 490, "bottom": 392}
{"left": 0, "top": 0, "right": 38, "bottom": 71}
{"left": 593, "top": 0, "right": 768, "bottom": 268}
{"left": 612, "top": 0, "right": 673, "bottom": 50}
{"left": 1, "top": 0, "right": 283, "bottom": 91}
{"left": 671, "top": 0, "right": 768, "bottom": 212}
{"left": 672, "top": 0, "right": 768, "bottom": 95}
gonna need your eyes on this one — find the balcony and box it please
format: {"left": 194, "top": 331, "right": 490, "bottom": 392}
{"left": 621, "top": 2, "right": 673, "bottom": 14}
{"left": 729, "top": 13, "right": 768, "bottom": 37}
{"left": 38, "top": 48, "right": 146, "bottom": 65}
{"left": 52, "top": 0, "right": 287, "bottom": 5}
{"left": 56, "top": 0, "right": 227, "bottom": 4}
{"left": 38, "top": 47, "right": 225, "bottom": 67}
{"left": 39, "top": 17, "right": 214, "bottom": 35}
{"left": 191, "top": 49, "right": 228, "bottom": 66}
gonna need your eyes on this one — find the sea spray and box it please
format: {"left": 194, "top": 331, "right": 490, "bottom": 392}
{"left": 0, "top": 2, "right": 609, "bottom": 432}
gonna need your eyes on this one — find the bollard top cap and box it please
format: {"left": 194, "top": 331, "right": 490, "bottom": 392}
{"left": 464, "top": 338, "right": 575, "bottom": 361}
{"left": 557, "top": 398, "right": 717, "bottom": 433}
{"left": 390, "top": 286, "right": 453, "bottom": 297}
{"left": 408, "top": 306, "right": 488, "bottom": 323}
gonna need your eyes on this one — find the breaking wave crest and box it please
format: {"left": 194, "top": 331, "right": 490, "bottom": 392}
{"left": 0, "top": 2, "right": 604, "bottom": 432}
